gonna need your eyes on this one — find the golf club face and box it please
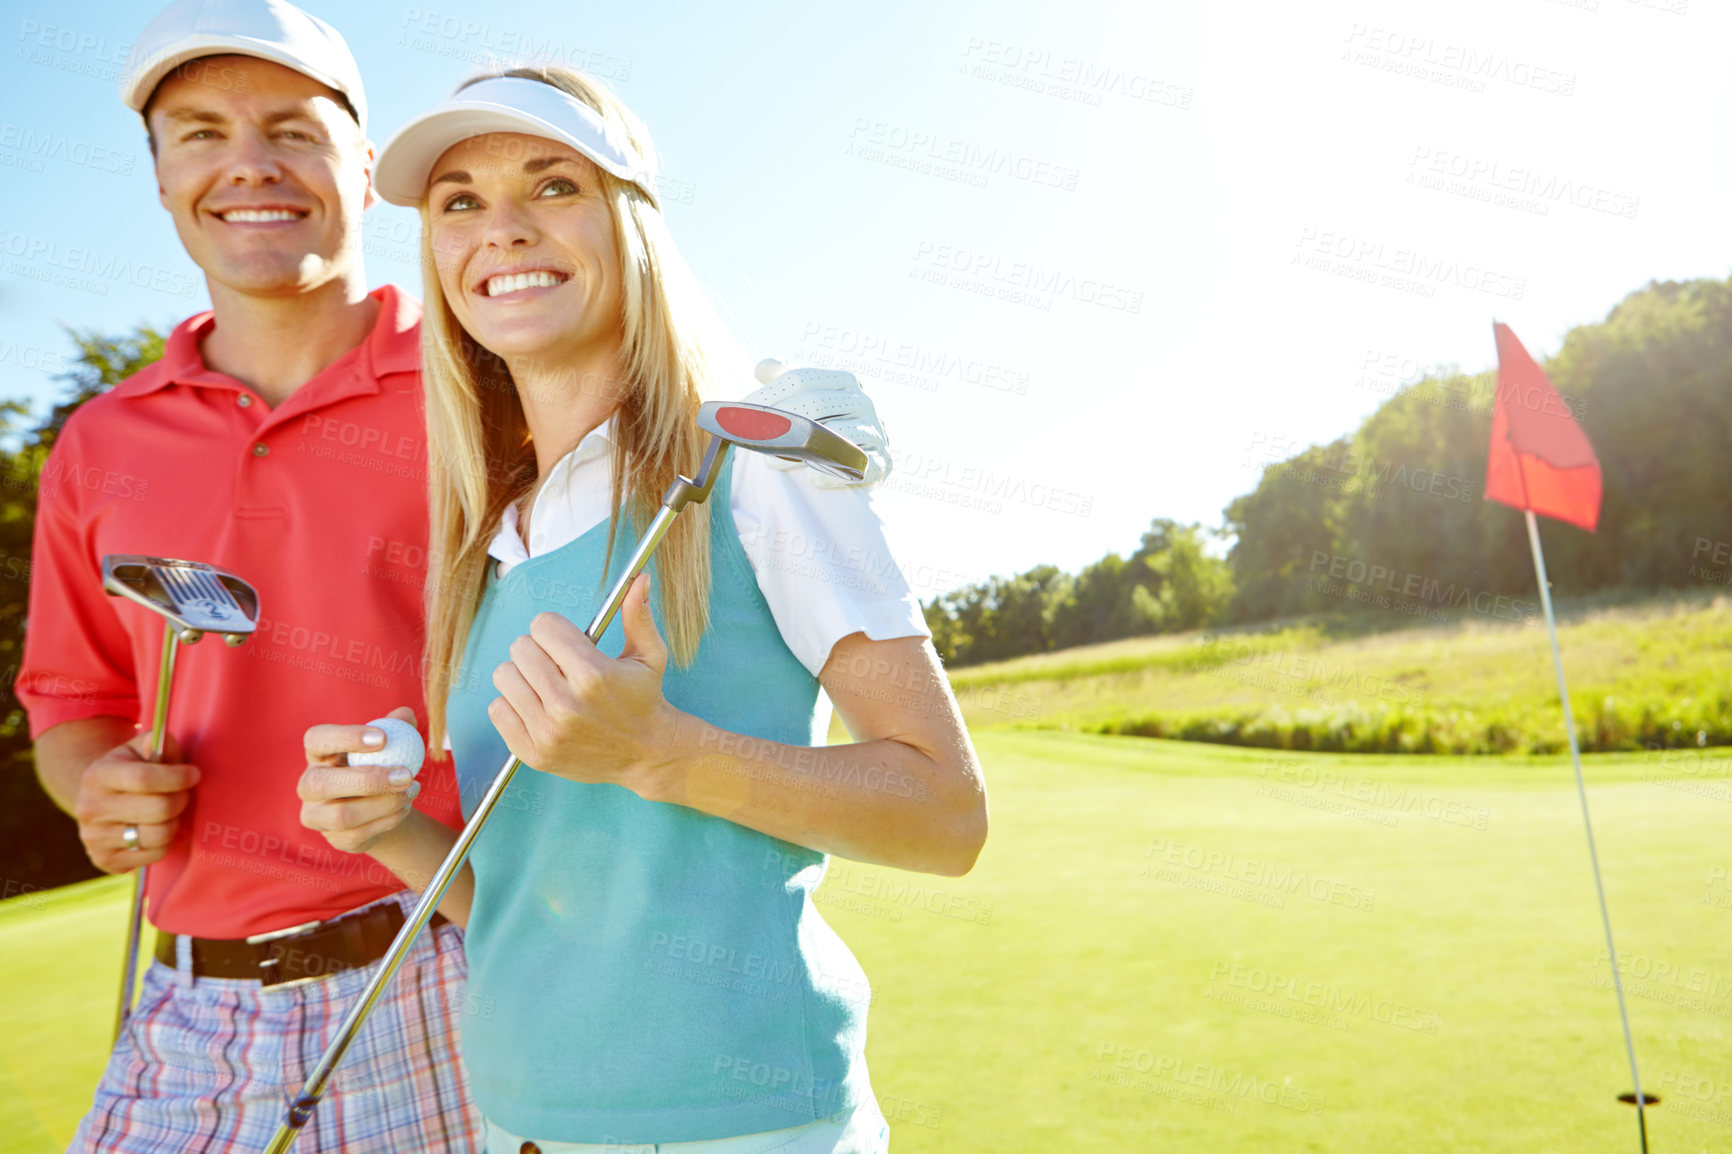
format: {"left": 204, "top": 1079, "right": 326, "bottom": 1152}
{"left": 101, "top": 555, "right": 261, "bottom": 645}
{"left": 696, "top": 402, "right": 868, "bottom": 483}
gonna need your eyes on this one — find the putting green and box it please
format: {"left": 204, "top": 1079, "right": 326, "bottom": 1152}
{"left": 3, "top": 730, "right": 1728, "bottom": 1151}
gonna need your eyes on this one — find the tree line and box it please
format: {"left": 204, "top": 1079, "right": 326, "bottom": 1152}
{"left": 926, "top": 276, "right": 1732, "bottom": 665}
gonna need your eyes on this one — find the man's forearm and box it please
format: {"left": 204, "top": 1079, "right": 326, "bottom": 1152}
{"left": 34, "top": 716, "right": 138, "bottom": 814}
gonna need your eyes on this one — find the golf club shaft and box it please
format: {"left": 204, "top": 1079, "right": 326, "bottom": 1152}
{"left": 266, "top": 501, "right": 687, "bottom": 1153}
{"left": 112, "top": 624, "right": 179, "bottom": 1044}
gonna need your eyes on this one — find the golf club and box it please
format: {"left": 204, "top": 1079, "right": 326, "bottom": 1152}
{"left": 101, "top": 555, "right": 260, "bottom": 1043}
{"left": 264, "top": 401, "right": 865, "bottom": 1152}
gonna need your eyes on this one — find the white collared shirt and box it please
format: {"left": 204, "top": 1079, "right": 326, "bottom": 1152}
{"left": 487, "top": 419, "right": 929, "bottom": 678}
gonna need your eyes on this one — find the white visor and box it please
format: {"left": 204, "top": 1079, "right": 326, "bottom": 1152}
{"left": 374, "top": 76, "right": 658, "bottom": 208}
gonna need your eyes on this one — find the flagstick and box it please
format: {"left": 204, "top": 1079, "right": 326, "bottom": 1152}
{"left": 1524, "top": 509, "right": 1648, "bottom": 1153}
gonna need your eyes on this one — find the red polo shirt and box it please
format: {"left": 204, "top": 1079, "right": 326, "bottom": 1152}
{"left": 18, "top": 284, "right": 465, "bottom": 938}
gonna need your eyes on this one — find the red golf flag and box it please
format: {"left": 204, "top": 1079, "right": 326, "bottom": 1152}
{"left": 1484, "top": 321, "right": 1601, "bottom": 531}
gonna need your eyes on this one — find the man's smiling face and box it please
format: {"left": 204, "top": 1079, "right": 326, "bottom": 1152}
{"left": 148, "top": 55, "right": 374, "bottom": 297}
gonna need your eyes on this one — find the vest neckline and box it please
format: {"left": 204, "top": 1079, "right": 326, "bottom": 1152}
{"left": 482, "top": 458, "right": 731, "bottom": 591}
{"left": 485, "top": 510, "right": 635, "bottom": 588}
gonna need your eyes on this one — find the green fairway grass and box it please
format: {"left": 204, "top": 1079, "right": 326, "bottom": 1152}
{"left": 949, "top": 589, "right": 1732, "bottom": 755}
{"left": 4, "top": 730, "right": 1729, "bottom": 1152}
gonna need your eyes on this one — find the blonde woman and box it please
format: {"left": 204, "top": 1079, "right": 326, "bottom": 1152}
{"left": 296, "top": 66, "right": 987, "bottom": 1154}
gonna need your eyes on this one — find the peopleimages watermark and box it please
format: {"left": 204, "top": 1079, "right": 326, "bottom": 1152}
{"left": 1204, "top": 959, "right": 1442, "bottom": 1035}
{"left": 708, "top": 1055, "right": 847, "bottom": 1118}
{"left": 1293, "top": 227, "right": 1525, "bottom": 300}
{"left": 1306, "top": 551, "right": 1538, "bottom": 626}
{"left": 1256, "top": 755, "right": 1491, "bottom": 831}
{"left": 958, "top": 38, "right": 1193, "bottom": 110}
{"left": 0, "top": 122, "right": 135, "bottom": 177}
{"left": 0, "top": 663, "right": 103, "bottom": 709}
{"left": 34, "top": 454, "right": 153, "bottom": 504}
{"left": 14, "top": 20, "right": 130, "bottom": 85}
{"left": 738, "top": 523, "right": 974, "bottom": 605}
{"left": 846, "top": 118, "right": 1081, "bottom": 191}
{"left": 818, "top": 859, "right": 995, "bottom": 925}
{"left": 911, "top": 240, "right": 1143, "bottom": 314}
{"left": 1, "top": 878, "right": 50, "bottom": 912}
{"left": 396, "top": 8, "right": 632, "bottom": 81}
{"left": 1654, "top": 1067, "right": 1730, "bottom": 1129}
{"left": 199, "top": 819, "right": 407, "bottom": 894}
{"left": 794, "top": 322, "right": 1030, "bottom": 396}
{"left": 1352, "top": 347, "right": 1587, "bottom": 423}
{"left": 1642, "top": 745, "right": 1732, "bottom": 804}
{"left": 1143, "top": 836, "right": 1378, "bottom": 912}
{"left": 1407, "top": 146, "right": 1639, "bottom": 221}
{"left": 0, "top": 337, "right": 76, "bottom": 377}
{"left": 242, "top": 611, "right": 484, "bottom": 695}
{"left": 1192, "top": 633, "right": 1428, "bottom": 708}
{"left": 886, "top": 449, "right": 1093, "bottom": 518}
{"left": 1245, "top": 434, "right": 1479, "bottom": 507}
{"left": 1705, "top": 864, "right": 1732, "bottom": 913}
{"left": 0, "top": 229, "right": 201, "bottom": 300}
{"left": 1688, "top": 537, "right": 1732, "bottom": 587}
{"left": 1091, "top": 1044, "right": 1325, "bottom": 1115}
{"left": 692, "top": 733, "right": 931, "bottom": 802}
{"left": 951, "top": 682, "right": 1046, "bottom": 723}
{"left": 1590, "top": 947, "right": 1732, "bottom": 1019}
{"left": 1341, "top": 24, "right": 1577, "bottom": 97}
{"left": 877, "top": 1093, "right": 944, "bottom": 1130}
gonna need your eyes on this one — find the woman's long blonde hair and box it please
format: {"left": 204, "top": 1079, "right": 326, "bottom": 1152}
{"left": 421, "top": 64, "right": 721, "bottom": 753}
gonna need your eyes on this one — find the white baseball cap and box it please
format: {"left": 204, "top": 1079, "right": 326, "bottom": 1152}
{"left": 374, "top": 75, "right": 659, "bottom": 208}
{"left": 121, "top": 0, "right": 367, "bottom": 132}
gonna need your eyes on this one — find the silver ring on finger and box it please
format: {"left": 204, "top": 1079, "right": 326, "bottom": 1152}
{"left": 122, "top": 824, "right": 141, "bottom": 852}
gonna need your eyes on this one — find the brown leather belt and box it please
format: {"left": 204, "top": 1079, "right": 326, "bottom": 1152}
{"left": 154, "top": 902, "right": 449, "bottom": 988}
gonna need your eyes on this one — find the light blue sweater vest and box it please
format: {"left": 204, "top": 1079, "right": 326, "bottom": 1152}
{"left": 445, "top": 466, "right": 872, "bottom": 1143}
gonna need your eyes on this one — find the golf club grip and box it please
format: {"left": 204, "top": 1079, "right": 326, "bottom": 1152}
{"left": 265, "top": 503, "right": 687, "bottom": 1152}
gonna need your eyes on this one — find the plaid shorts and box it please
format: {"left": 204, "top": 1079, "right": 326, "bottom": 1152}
{"left": 69, "top": 893, "right": 484, "bottom": 1154}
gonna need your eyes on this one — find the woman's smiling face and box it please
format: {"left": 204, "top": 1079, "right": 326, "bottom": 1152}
{"left": 427, "top": 132, "right": 624, "bottom": 371}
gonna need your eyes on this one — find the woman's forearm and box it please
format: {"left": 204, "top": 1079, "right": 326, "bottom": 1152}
{"left": 633, "top": 711, "right": 987, "bottom": 876}
{"left": 366, "top": 809, "right": 475, "bottom": 928}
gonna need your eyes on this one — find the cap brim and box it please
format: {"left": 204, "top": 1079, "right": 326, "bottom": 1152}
{"left": 375, "top": 102, "right": 655, "bottom": 208}
{"left": 123, "top": 38, "right": 354, "bottom": 124}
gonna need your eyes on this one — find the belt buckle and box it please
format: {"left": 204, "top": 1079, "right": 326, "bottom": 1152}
{"left": 247, "top": 919, "right": 322, "bottom": 988}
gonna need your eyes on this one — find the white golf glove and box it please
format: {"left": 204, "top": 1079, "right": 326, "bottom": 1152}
{"left": 743, "top": 359, "right": 893, "bottom": 488}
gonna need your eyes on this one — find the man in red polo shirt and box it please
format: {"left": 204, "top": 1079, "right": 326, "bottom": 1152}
{"left": 20, "top": 1, "right": 892, "bottom": 1150}
{"left": 19, "top": 3, "right": 487, "bottom": 1149}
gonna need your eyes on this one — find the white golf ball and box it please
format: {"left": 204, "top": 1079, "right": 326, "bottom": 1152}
{"left": 348, "top": 717, "right": 425, "bottom": 777}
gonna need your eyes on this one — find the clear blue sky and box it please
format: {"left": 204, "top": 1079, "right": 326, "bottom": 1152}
{"left": 2, "top": 0, "right": 1727, "bottom": 598}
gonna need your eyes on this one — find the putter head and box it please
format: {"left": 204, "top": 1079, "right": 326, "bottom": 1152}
{"left": 101, "top": 555, "right": 261, "bottom": 645}
{"left": 696, "top": 401, "right": 867, "bottom": 483}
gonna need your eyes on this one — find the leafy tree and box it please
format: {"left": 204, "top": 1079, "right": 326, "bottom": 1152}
{"left": 1, "top": 325, "right": 164, "bottom": 891}
{"left": 1145, "top": 524, "right": 1233, "bottom": 632}
{"left": 930, "top": 520, "right": 1234, "bottom": 665}
{"left": 1224, "top": 440, "right": 1349, "bottom": 622}
{"left": 1048, "top": 553, "right": 1151, "bottom": 651}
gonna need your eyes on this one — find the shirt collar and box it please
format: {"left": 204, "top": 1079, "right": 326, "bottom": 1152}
{"left": 115, "top": 284, "right": 421, "bottom": 398}
{"left": 486, "top": 417, "right": 618, "bottom": 566}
